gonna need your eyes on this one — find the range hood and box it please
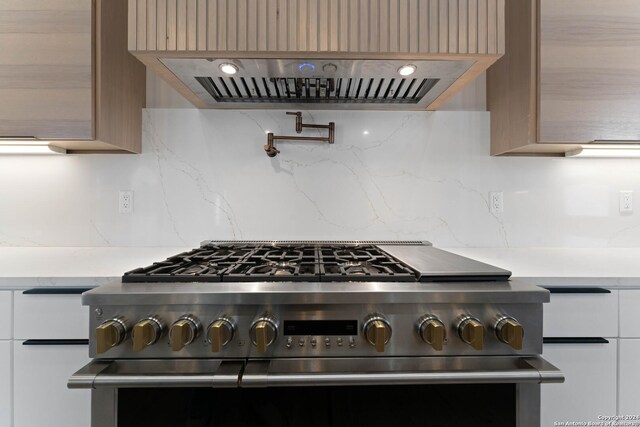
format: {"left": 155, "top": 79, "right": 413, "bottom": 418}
{"left": 128, "top": 0, "right": 505, "bottom": 111}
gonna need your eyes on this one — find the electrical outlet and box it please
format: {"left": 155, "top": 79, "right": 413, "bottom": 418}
{"left": 489, "top": 191, "right": 504, "bottom": 214}
{"left": 119, "top": 191, "right": 133, "bottom": 214}
{"left": 620, "top": 191, "right": 633, "bottom": 213}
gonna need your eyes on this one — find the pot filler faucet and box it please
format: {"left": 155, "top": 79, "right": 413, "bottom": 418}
{"left": 264, "top": 111, "right": 335, "bottom": 157}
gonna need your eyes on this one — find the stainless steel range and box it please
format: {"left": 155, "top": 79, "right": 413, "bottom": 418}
{"left": 69, "top": 241, "right": 563, "bottom": 427}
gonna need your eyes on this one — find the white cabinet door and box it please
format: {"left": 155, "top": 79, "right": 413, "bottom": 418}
{"left": 13, "top": 341, "right": 91, "bottom": 427}
{"left": 0, "top": 292, "right": 11, "bottom": 339}
{"left": 0, "top": 341, "right": 11, "bottom": 427}
{"left": 619, "top": 339, "right": 640, "bottom": 414}
{"left": 541, "top": 340, "right": 617, "bottom": 426}
{"left": 620, "top": 291, "right": 640, "bottom": 338}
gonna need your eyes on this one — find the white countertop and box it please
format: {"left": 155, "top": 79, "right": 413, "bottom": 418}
{"left": 0, "top": 246, "right": 638, "bottom": 289}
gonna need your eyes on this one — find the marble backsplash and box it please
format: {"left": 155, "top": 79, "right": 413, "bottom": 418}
{"left": 0, "top": 108, "right": 638, "bottom": 248}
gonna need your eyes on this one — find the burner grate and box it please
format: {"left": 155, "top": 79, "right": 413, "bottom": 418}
{"left": 123, "top": 243, "right": 420, "bottom": 283}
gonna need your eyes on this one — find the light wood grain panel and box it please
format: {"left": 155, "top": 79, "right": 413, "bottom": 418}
{"left": 486, "top": 0, "right": 537, "bottom": 155}
{"left": 136, "top": 0, "right": 147, "bottom": 49}
{"left": 167, "top": 0, "right": 177, "bottom": 50}
{"left": 130, "top": 0, "right": 504, "bottom": 54}
{"left": 128, "top": 0, "right": 137, "bottom": 50}
{"left": 196, "top": 0, "right": 206, "bottom": 50}
{"left": 0, "top": 0, "right": 92, "bottom": 139}
{"left": 539, "top": 0, "right": 640, "bottom": 143}
{"left": 186, "top": 0, "right": 196, "bottom": 50}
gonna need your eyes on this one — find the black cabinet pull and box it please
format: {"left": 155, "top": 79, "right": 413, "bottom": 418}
{"left": 22, "top": 339, "right": 89, "bottom": 346}
{"left": 543, "top": 337, "right": 609, "bottom": 344}
{"left": 23, "top": 287, "right": 92, "bottom": 295}
{"left": 543, "top": 287, "right": 610, "bottom": 294}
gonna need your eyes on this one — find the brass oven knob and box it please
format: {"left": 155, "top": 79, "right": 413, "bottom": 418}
{"left": 169, "top": 315, "right": 200, "bottom": 352}
{"left": 417, "top": 315, "right": 446, "bottom": 351}
{"left": 363, "top": 314, "right": 392, "bottom": 352}
{"left": 495, "top": 317, "right": 524, "bottom": 350}
{"left": 458, "top": 317, "right": 484, "bottom": 350}
{"left": 207, "top": 317, "right": 235, "bottom": 352}
{"left": 96, "top": 317, "right": 128, "bottom": 354}
{"left": 250, "top": 315, "right": 278, "bottom": 353}
{"left": 132, "top": 317, "right": 163, "bottom": 352}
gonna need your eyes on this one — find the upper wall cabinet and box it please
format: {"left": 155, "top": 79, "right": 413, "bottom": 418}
{"left": 487, "top": 0, "right": 640, "bottom": 156}
{"left": 0, "top": 0, "right": 146, "bottom": 153}
{"left": 128, "top": 0, "right": 505, "bottom": 112}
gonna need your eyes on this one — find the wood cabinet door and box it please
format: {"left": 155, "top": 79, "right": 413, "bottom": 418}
{"left": 0, "top": 0, "right": 93, "bottom": 140}
{"left": 539, "top": 0, "right": 640, "bottom": 143}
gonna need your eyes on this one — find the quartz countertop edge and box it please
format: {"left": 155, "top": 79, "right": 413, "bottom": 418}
{"left": 0, "top": 247, "right": 639, "bottom": 290}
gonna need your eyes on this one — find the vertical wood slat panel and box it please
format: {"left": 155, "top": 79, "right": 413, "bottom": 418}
{"left": 278, "top": 0, "right": 287, "bottom": 50}
{"left": 319, "top": 0, "right": 328, "bottom": 51}
{"left": 176, "top": 0, "right": 186, "bottom": 50}
{"left": 359, "top": 0, "right": 368, "bottom": 51}
{"left": 298, "top": 0, "right": 307, "bottom": 51}
{"left": 379, "top": 0, "right": 389, "bottom": 52}
{"left": 429, "top": 0, "right": 438, "bottom": 53}
{"left": 217, "top": 0, "right": 227, "bottom": 50}
{"left": 408, "top": 0, "right": 418, "bottom": 53}
{"left": 338, "top": 0, "right": 349, "bottom": 51}
{"left": 389, "top": 0, "right": 398, "bottom": 52}
{"left": 418, "top": 0, "right": 428, "bottom": 52}
{"left": 207, "top": 0, "right": 217, "bottom": 50}
{"left": 458, "top": 0, "right": 468, "bottom": 53}
{"left": 308, "top": 0, "right": 318, "bottom": 51}
{"left": 132, "top": 0, "right": 503, "bottom": 54}
{"left": 128, "top": 0, "right": 137, "bottom": 50}
{"left": 147, "top": 0, "right": 157, "bottom": 50}
{"left": 329, "top": 0, "right": 338, "bottom": 51}
{"left": 438, "top": 0, "right": 448, "bottom": 53}
{"left": 187, "top": 0, "right": 196, "bottom": 50}
{"left": 487, "top": 0, "right": 496, "bottom": 54}
{"left": 257, "top": 0, "right": 267, "bottom": 51}
{"left": 468, "top": 0, "right": 477, "bottom": 53}
{"left": 247, "top": 0, "right": 257, "bottom": 50}
{"left": 136, "top": 0, "right": 147, "bottom": 50}
{"left": 448, "top": 0, "right": 458, "bottom": 53}
{"left": 267, "top": 0, "right": 277, "bottom": 51}
{"left": 227, "top": 0, "right": 236, "bottom": 50}
{"left": 496, "top": 0, "right": 504, "bottom": 54}
{"left": 399, "top": 0, "right": 408, "bottom": 52}
{"left": 197, "top": 0, "right": 206, "bottom": 50}
{"left": 236, "top": 0, "right": 247, "bottom": 51}
{"left": 157, "top": 0, "right": 167, "bottom": 50}
{"left": 167, "top": 0, "right": 177, "bottom": 50}
{"left": 477, "top": 0, "right": 487, "bottom": 54}
{"left": 288, "top": 0, "right": 297, "bottom": 51}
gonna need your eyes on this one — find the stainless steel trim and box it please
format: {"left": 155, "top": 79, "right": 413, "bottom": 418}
{"left": 68, "top": 359, "right": 243, "bottom": 389}
{"left": 241, "top": 356, "right": 564, "bottom": 387}
{"left": 82, "top": 280, "right": 549, "bottom": 306}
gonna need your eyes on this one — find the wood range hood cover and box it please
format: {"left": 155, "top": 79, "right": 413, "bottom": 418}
{"left": 128, "top": 0, "right": 504, "bottom": 110}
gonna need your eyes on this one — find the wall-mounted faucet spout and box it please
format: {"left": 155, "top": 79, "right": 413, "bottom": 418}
{"left": 264, "top": 112, "right": 335, "bottom": 157}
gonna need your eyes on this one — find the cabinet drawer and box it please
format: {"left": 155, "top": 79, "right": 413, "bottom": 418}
{"left": 14, "top": 289, "right": 90, "bottom": 339}
{"left": 0, "top": 291, "right": 11, "bottom": 339}
{"left": 13, "top": 340, "right": 90, "bottom": 427}
{"left": 541, "top": 340, "right": 617, "bottom": 425}
{"left": 0, "top": 341, "right": 10, "bottom": 427}
{"left": 543, "top": 288, "right": 617, "bottom": 337}
{"left": 619, "top": 339, "right": 640, "bottom": 414}
{"left": 620, "top": 290, "right": 640, "bottom": 338}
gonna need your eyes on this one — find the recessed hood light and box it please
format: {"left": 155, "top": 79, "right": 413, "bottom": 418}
{"left": 0, "top": 144, "right": 66, "bottom": 155}
{"left": 219, "top": 63, "right": 238, "bottom": 75}
{"left": 398, "top": 64, "right": 417, "bottom": 76}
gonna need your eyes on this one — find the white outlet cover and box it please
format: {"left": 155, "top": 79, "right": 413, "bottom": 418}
{"left": 620, "top": 191, "right": 633, "bottom": 213}
{"left": 489, "top": 191, "right": 504, "bottom": 214}
{"left": 119, "top": 190, "right": 133, "bottom": 214}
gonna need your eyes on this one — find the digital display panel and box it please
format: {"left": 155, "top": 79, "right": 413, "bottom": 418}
{"left": 283, "top": 320, "right": 358, "bottom": 336}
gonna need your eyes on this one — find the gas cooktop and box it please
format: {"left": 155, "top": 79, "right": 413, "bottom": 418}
{"left": 122, "top": 241, "right": 511, "bottom": 283}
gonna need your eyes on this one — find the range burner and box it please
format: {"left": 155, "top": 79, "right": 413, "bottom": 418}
{"left": 122, "top": 243, "right": 418, "bottom": 283}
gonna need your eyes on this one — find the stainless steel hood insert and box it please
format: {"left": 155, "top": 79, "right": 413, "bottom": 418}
{"left": 161, "top": 58, "right": 474, "bottom": 110}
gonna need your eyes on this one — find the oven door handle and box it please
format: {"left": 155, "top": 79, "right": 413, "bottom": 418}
{"left": 68, "top": 359, "right": 243, "bottom": 389}
{"left": 241, "top": 356, "right": 564, "bottom": 388}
